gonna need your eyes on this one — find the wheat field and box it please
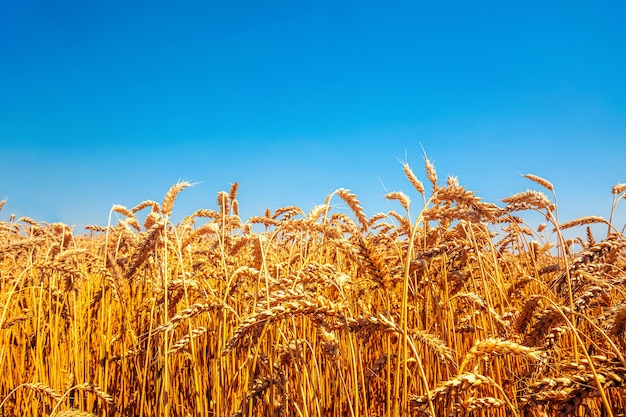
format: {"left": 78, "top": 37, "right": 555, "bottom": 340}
{"left": 1, "top": 160, "right": 625, "bottom": 417}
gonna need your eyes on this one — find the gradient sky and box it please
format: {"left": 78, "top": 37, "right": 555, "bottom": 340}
{"left": 1, "top": 1, "right": 625, "bottom": 233}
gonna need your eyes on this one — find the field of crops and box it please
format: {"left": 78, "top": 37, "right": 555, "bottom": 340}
{"left": 1, "top": 160, "right": 625, "bottom": 417}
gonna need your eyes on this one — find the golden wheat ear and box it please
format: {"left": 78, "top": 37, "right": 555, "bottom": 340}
{"left": 402, "top": 162, "right": 425, "bottom": 196}
{"left": 335, "top": 188, "right": 369, "bottom": 231}
{"left": 161, "top": 180, "right": 192, "bottom": 217}
{"left": 523, "top": 173, "right": 554, "bottom": 192}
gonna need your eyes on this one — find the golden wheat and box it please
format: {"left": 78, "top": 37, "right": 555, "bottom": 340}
{"left": 1, "top": 162, "right": 625, "bottom": 417}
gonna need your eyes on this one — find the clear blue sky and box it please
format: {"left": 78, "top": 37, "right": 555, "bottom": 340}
{"left": 1, "top": 1, "right": 625, "bottom": 231}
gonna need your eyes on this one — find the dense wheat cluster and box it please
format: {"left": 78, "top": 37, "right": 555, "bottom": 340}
{"left": 1, "top": 161, "right": 626, "bottom": 417}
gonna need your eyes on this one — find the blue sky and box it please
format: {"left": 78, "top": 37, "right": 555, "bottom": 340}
{"left": 1, "top": 1, "right": 625, "bottom": 233}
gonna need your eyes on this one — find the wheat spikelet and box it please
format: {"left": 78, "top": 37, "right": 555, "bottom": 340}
{"left": 64, "top": 371, "right": 74, "bottom": 396}
{"left": 525, "top": 307, "right": 568, "bottom": 346}
{"left": 273, "top": 206, "right": 304, "bottom": 221}
{"left": 148, "top": 303, "right": 222, "bottom": 337}
{"left": 187, "top": 208, "right": 219, "bottom": 220}
{"left": 341, "top": 312, "right": 401, "bottom": 334}
{"left": 33, "top": 260, "right": 85, "bottom": 290}
{"left": 454, "top": 291, "right": 488, "bottom": 312}
{"left": 120, "top": 217, "right": 141, "bottom": 232}
{"left": 18, "top": 216, "right": 41, "bottom": 227}
{"left": 524, "top": 173, "right": 554, "bottom": 192}
{"left": 260, "top": 264, "right": 343, "bottom": 305}
{"left": 612, "top": 183, "right": 626, "bottom": 195}
{"left": 460, "top": 396, "right": 505, "bottom": 411}
{"left": 336, "top": 188, "right": 369, "bottom": 231}
{"left": 446, "top": 175, "right": 459, "bottom": 187}
{"left": 543, "top": 325, "right": 568, "bottom": 350}
{"left": 424, "top": 156, "right": 438, "bottom": 187}
{"left": 402, "top": 163, "right": 425, "bottom": 195}
{"left": 216, "top": 190, "right": 229, "bottom": 216}
{"left": 424, "top": 203, "right": 496, "bottom": 223}
{"left": 434, "top": 183, "right": 482, "bottom": 208}
{"left": 306, "top": 204, "right": 328, "bottom": 223}
{"left": 169, "top": 327, "right": 210, "bottom": 355}
{"left": 130, "top": 199, "right": 160, "bottom": 214}
{"left": 560, "top": 355, "right": 613, "bottom": 373}
{"left": 232, "top": 199, "right": 239, "bottom": 216}
{"left": 73, "top": 383, "right": 115, "bottom": 409}
{"left": 386, "top": 191, "right": 411, "bottom": 213}
{"left": 249, "top": 215, "right": 279, "bottom": 228}
{"left": 556, "top": 215, "right": 609, "bottom": 231}
{"left": 139, "top": 210, "right": 159, "bottom": 230}
{"left": 356, "top": 236, "right": 390, "bottom": 287}
{"left": 368, "top": 212, "right": 388, "bottom": 226}
{"left": 538, "top": 264, "right": 560, "bottom": 275}
{"left": 222, "top": 297, "right": 345, "bottom": 355}
{"left": 1, "top": 309, "right": 33, "bottom": 329}
{"left": 84, "top": 224, "right": 109, "bottom": 232}
{"left": 124, "top": 219, "right": 166, "bottom": 279}
{"left": 412, "top": 329, "right": 456, "bottom": 366}
{"left": 462, "top": 338, "right": 542, "bottom": 370}
{"left": 409, "top": 372, "right": 492, "bottom": 407}
{"left": 522, "top": 372, "right": 616, "bottom": 411}
{"left": 573, "top": 285, "right": 610, "bottom": 312}
{"left": 228, "top": 182, "right": 239, "bottom": 203}
{"left": 528, "top": 386, "right": 582, "bottom": 404}
{"left": 585, "top": 226, "right": 595, "bottom": 247}
{"left": 0, "top": 237, "right": 47, "bottom": 254}
{"left": 55, "top": 248, "right": 88, "bottom": 261}
{"left": 502, "top": 190, "right": 553, "bottom": 212}
{"left": 23, "top": 382, "right": 62, "bottom": 403}
{"left": 550, "top": 233, "right": 626, "bottom": 295}
{"left": 111, "top": 204, "right": 134, "bottom": 218}
{"left": 516, "top": 296, "right": 541, "bottom": 334}
{"left": 181, "top": 223, "right": 219, "bottom": 248}
{"left": 162, "top": 181, "right": 191, "bottom": 217}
